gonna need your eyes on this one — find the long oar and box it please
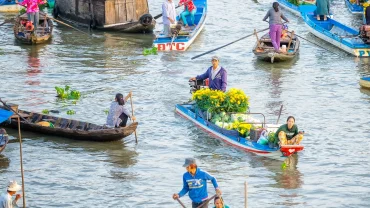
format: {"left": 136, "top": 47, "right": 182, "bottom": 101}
{"left": 153, "top": 5, "right": 181, "bottom": 20}
{"left": 0, "top": 99, "right": 29, "bottom": 123}
{"left": 191, "top": 28, "right": 269, "bottom": 60}
{"left": 276, "top": 105, "right": 283, "bottom": 124}
{"left": 176, "top": 198, "right": 187, "bottom": 208}
{"left": 196, "top": 194, "right": 217, "bottom": 208}
{"left": 49, "top": 17, "right": 93, "bottom": 36}
{"left": 0, "top": 18, "right": 15, "bottom": 26}
{"left": 294, "top": 33, "right": 341, "bottom": 56}
{"left": 129, "top": 93, "right": 138, "bottom": 143}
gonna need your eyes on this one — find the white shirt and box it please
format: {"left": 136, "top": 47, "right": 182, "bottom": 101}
{"left": 211, "top": 66, "right": 221, "bottom": 80}
{"left": 162, "top": 0, "right": 177, "bottom": 25}
{"left": 0, "top": 193, "right": 17, "bottom": 208}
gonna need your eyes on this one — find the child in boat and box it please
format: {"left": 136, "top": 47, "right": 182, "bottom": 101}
{"left": 274, "top": 116, "right": 304, "bottom": 146}
{"left": 15, "top": 0, "right": 47, "bottom": 34}
{"left": 106, "top": 92, "right": 135, "bottom": 128}
{"left": 179, "top": 0, "right": 197, "bottom": 28}
{"left": 214, "top": 196, "right": 229, "bottom": 208}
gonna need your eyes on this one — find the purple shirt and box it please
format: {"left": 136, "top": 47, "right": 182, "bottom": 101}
{"left": 196, "top": 66, "right": 227, "bottom": 92}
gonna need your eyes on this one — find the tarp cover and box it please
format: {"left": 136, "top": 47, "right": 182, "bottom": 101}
{"left": 0, "top": 109, "right": 13, "bottom": 123}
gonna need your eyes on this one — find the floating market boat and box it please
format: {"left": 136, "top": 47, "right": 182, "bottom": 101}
{"left": 277, "top": 0, "right": 316, "bottom": 16}
{"left": 53, "top": 0, "right": 155, "bottom": 33}
{"left": 302, "top": 13, "right": 370, "bottom": 56}
{"left": 345, "top": 0, "right": 364, "bottom": 14}
{"left": 359, "top": 76, "right": 370, "bottom": 88}
{"left": 252, "top": 30, "right": 300, "bottom": 63}
{"left": 0, "top": 106, "right": 138, "bottom": 142}
{"left": 0, "top": 0, "right": 22, "bottom": 12}
{"left": 175, "top": 104, "right": 304, "bottom": 160}
{"left": 153, "top": 0, "right": 207, "bottom": 51}
{"left": 13, "top": 12, "right": 53, "bottom": 44}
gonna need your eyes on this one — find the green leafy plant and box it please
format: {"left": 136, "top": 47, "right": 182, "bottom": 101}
{"left": 103, "top": 109, "right": 109, "bottom": 115}
{"left": 66, "top": 110, "right": 75, "bottom": 115}
{"left": 19, "top": 8, "right": 26, "bottom": 15}
{"left": 55, "top": 85, "right": 81, "bottom": 100}
{"left": 143, "top": 46, "right": 158, "bottom": 56}
{"left": 268, "top": 132, "right": 275, "bottom": 143}
{"left": 42, "top": 109, "right": 49, "bottom": 114}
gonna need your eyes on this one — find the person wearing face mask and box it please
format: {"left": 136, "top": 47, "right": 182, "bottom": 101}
{"left": 274, "top": 116, "right": 304, "bottom": 147}
{"left": 189, "top": 56, "right": 227, "bottom": 92}
{"left": 173, "top": 158, "right": 222, "bottom": 208}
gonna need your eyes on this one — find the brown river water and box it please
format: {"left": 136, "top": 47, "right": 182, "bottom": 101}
{"left": 1, "top": 0, "right": 370, "bottom": 207}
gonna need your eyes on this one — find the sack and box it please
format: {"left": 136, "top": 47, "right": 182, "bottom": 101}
{"left": 257, "top": 130, "right": 269, "bottom": 145}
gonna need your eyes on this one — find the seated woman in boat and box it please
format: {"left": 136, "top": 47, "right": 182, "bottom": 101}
{"left": 213, "top": 196, "right": 229, "bottom": 208}
{"left": 15, "top": 0, "right": 47, "bottom": 35}
{"left": 189, "top": 56, "right": 227, "bottom": 92}
{"left": 178, "top": 0, "right": 197, "bottom": 28}
{"left": 274, "top": 116, "right": 304, "bottom": 146}
{"left": 262, "top": 2, "right": 290, "bottom": 53}
{"left": 316, "top": 0, "right": 330, "bottom": 21}
{"left": 106, "top": 92, "right": 135, "bottom": 128}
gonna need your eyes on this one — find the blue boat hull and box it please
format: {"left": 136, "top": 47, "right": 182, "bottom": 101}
{"left": 0, "top": 0, "right": 22, "bottom": 12}
{"left": 277, "top": 0, "right": 317, "bottom": 16}
{"left": 175, "top": 104, "right": 303, "bottom": 160}
{"left": 345, "top": 0, "right": 364, "bottom": 14}
{"left": 154, "top": 0, "right": 207, "bottom": 51}
{"left": 302, "top": 13, "right": 370, "bottom": 56}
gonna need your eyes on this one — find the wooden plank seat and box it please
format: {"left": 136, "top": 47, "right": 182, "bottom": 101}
{"left": 59, "top": 119, "right": 71, "bottom": 129}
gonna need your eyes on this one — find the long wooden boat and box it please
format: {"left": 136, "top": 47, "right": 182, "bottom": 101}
{"left": 252, "top": 30, "right": 300, "bottom": 63}
{"left": 302, "top": 13, "right": 370, "bottom": 56}
{"left": 53, "top": 0, "right": 155, "bottom": 33}
{"left": 345, "top": 0, "right": 364, "bottom": 14}
{"left": 153, "top": 0, "right": 207, "bottom": 51}
{"left": 175, "top": 104, "right": 304, "bottom": 160}
{"left": 277, "top": 0, "right": 317, "bottom": 16}
{"left": 0, "top": 107, "right": 138, "bottom": 142}
{"left": 13, "top": 12, "right": 53, "bottom": 44}
{"left": 0, "top": 129, "right": 9, "bottom": 154}
{"left": 360, "top": 76, "right": 370, "bottom": 88}
{"left": 0, "top": 0, "right": 22, "bottom": 12}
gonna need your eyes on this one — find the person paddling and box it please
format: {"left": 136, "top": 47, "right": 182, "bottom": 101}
{"left": 173, "top": 158, "right": 222, "bottom": 208}
{"left": 15, "top": 0, "right": 47, "bottom": 36}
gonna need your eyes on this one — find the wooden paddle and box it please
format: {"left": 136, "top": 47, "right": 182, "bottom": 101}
{"left": 0, "top": 99, "right": 30, "bottom": 123}
{"left": 191, "top": 27, "right": 269, "bottom": 60}
{"left": 196, "top": 194, "right": 217, "bottom": 208}
{"left": 129, "top": 92, "right": 138, "bottom": 143}
{"left": 48, "top": 16, "right": 94, "bottom": 37}
{"left": 176, "top": 198, "right": 187, "bottom": 208}
{"left": 0, "top": 18, "right": 15, "bottom": 26}
{"left": 287, "top": 31, "right": 294, "bottom": 51}
{"left": 294, "top": 33, "right": 341, "bottom": 56}
{"left": 276, "top": 105, "right": 283, "bottom": 124}
{"left": 153, "top": 5, "right": 181, "bottom": 20}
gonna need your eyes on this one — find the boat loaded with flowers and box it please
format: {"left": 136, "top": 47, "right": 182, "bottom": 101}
{"left": 175, "top": 82, "right": 304, "bottom": 160}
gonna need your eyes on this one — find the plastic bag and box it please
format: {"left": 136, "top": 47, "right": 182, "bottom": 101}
{"left": 257, "top": 130, "right": 269, "bottom": 145}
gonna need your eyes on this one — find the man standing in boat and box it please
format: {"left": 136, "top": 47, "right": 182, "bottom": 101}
{"left": 189, "top": 56, "right": 227, "bottom": 92}
{"left": 162, "top": 0, "right": 177, "bottom": 36}
{"left": 173, "top": 158, "right": 222, "bottom": 208}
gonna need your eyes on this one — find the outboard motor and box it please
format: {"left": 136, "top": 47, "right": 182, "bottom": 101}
{"left": 189, "top": 79, "right": 209, "bottom": 94}
{"left": 359, "top": 25, "right": 370, "bottom": 44}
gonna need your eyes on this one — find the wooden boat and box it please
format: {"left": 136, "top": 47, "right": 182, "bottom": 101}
{"left": 302, "top": 13, "right": 370, "bottom": 56}
{"left": 360, "top": 76, "right": 370, "bottom": 88}
{"left": 345, "top": 0, "right": 364, "bottom": 14}
{"left": 175, "top": 104, "right": 304, "bottom": 160}
{"left": 277, "top": 0, "right": 317, "bottom": 16}
{"left": 13, "top": 12, "right": 53, "bottom": 44}
{"left": 153, "top": 0, "right": 207, "bottom": 51}
{"left": 0, "top": 129, "right": 9, "bottom": 154}
{"left": 0, "top": 0, "right": 22, "bottom": 12}
{"left": 0, "top": 107, "right": 138, "bottom": 142}
{"left": 252, "top": 31, "right": 300, "bottom": 63}
{"left": 53, "top": 0, "right": 155, "bottom": 33}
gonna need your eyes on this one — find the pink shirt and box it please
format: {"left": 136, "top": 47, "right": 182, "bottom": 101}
{"left": 19, "top": 0, "right": 45, "bottom": 13}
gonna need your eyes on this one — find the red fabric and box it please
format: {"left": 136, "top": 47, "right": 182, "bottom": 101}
{"left": 179, "top": 0, "right": 196, "bottom": 12}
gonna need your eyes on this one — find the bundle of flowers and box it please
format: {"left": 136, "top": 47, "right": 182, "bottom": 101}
{"left": 192, "top": 88, "right": 249, "bottom": 113}
{"left": 210, "top": 112, "right": 256, "bottom": 137}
